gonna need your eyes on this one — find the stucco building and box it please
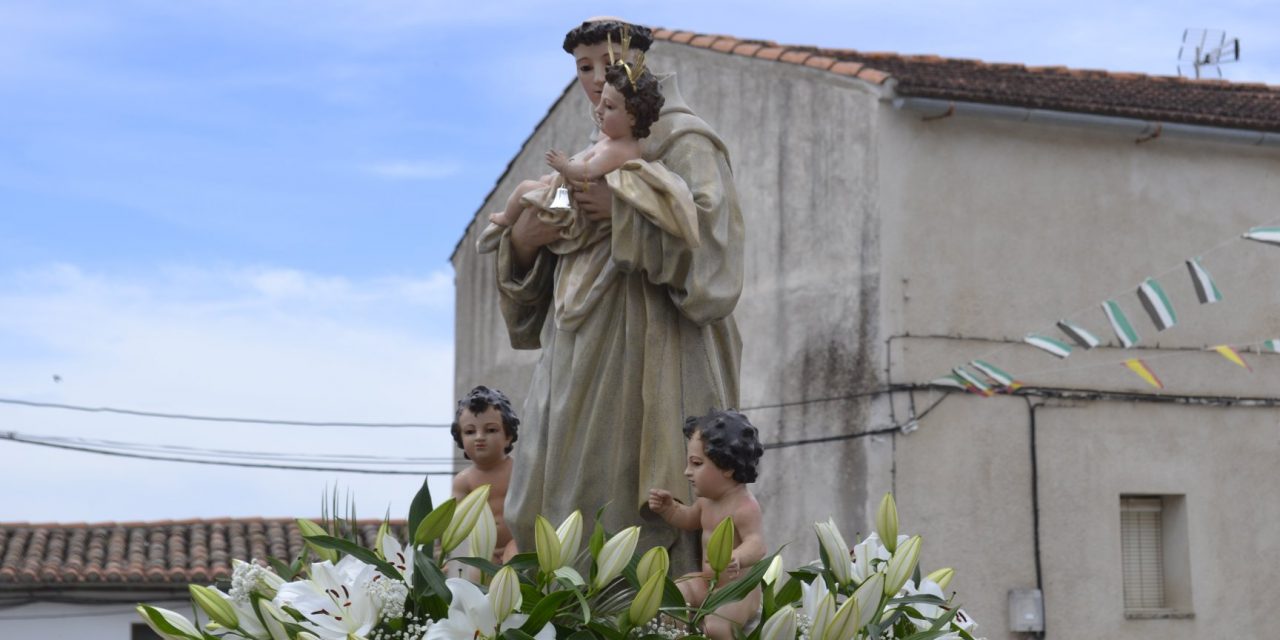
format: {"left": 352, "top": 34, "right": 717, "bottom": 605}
{"left": 452, "top": 26, "right": 1280, "bottom": 640}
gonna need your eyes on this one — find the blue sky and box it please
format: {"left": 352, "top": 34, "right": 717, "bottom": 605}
{"left": 2, "top": 1, "right": 1277, "bottom": 523}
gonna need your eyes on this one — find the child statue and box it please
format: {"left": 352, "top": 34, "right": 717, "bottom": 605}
{"left": 485, "top": 49, "right": 699, "bottom": 255}
{"left": 449, "top": 385, "right": 521, "bottom": 564}
{"left": 648, "top": 409, "right": 766, "bottom": 640}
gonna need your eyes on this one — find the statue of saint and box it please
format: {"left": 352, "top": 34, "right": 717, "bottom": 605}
{"left": 480, "top": 18, "right": 743, "bottom": 568}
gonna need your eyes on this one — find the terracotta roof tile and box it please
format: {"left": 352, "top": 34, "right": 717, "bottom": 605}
{"left": 650, "top": 26, "right": 1280, "bottom": 132}
{"left": 0, "top": 518, "right": 405, "bottom": 588}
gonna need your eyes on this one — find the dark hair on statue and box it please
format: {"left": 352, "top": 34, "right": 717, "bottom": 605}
{"left": 683, "top": 409, "right": 764, "bottom": 483}
{"left": 451, "top": 386, "right": 520, "bottom": 459}
{"left": 563, "top": 20, "right": 654, "bottom": 54}
{"left": 604, "top": 64, "right": 664, "bottom": 139}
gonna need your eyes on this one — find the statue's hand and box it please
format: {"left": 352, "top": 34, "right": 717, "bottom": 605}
{"left": 545, "top": 149, "right": 569, "bottom": 172}
{"left": 647, "top": 488, "right": 673, "bottom": 514}
{"left": 509, "top": 206, "right": 559, "bottom": 269}
{"left": 573, "top": 179, "right": 613, "bottom": 222}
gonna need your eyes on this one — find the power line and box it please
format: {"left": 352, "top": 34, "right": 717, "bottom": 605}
{"left": 0, "top": 397, "right": 449, "bottom": 429}
{"left": 0, "top": 432, "right": 455, "bottom": 475}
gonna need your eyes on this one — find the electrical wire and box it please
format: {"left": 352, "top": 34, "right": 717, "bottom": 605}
{"left": 0, "top": 397, "right": 448, "bottom": 429}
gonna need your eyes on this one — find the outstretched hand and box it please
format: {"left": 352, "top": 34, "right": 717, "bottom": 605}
{"left": 545, "top": 149, "right": 569, "bottom": 172}
{"left": 648, "top": 488, "right": 674, "bottom": 514}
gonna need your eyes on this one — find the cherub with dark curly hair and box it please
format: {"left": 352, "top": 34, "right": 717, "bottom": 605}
{"left": 450, "top": 385, "right": 521, "bottom": 564}
{"left": 488, "top": 61, "right": 665, "bottom": 231}
{"left": 648, "top": 409, "right": 765, "bottom": 640}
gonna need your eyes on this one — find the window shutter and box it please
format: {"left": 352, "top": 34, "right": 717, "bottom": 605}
{"left": 1121, "top": 497, "right": 1165, "bottom": 609}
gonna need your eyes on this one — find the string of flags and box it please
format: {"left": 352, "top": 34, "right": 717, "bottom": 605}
{"left": 932, "top": 226, "right": 1280, "bottom": 394}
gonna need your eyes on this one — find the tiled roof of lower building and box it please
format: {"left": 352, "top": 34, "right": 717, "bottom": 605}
{"left": 0, "top": 518, "right": 403, "bottom": 588}
{"left": 654, "top": 29, "right": 1280, "bottom": 133}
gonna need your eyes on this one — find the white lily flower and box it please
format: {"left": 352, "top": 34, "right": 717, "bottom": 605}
{"left": 850, "top": 571, "right": 883, "bottom": 631}
{"left": 799, "top": 577, "right": 832, "bottom": 616}
{"left": 274, "top": 556, "right": 380, "bottom": 640}
{"left": 378, "top": 534, "right": 415, "bottom": 584}
{"left": 850, "top": 532, "right": 892, "bottom": 583}
{"left": 760, "top": 604, "right": 797, "bottom": 640}
{"left": 426, "top": 578, "right": 554, "bottom": 640}
{"left": 814, "top": 518, "right": 853, "bottom": 586}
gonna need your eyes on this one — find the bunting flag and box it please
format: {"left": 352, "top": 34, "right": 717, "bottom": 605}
{"left": 929, "top": 375, "right": 969, "bottom": 390}
{"left": 1123, "top": 359, "right": 1164, "bottom": 389}
{"left": 1024, "top": 334, "right": 1073, "bottom": 358}
{"left": 1102, "top": 300, "right": 1140, "bottom": 347}
{"left": 1186, "top": 258, "right": 1222, "bottom": 304}
{"left": 1056, "top": 320, "right": 1100, "bottom": 349}
{"left": 970, "top": 360, "right": 1022, "bottom": 390}
{"left": 952, "top": 367, "right": 994, "bottom": 397}
{"left": 1263, "top": 340, "right": 1280, "bottom": 354}
{"left": 1209, "top": 345, "right": 1251, "bottom": 371}
{"left": 1137, "top": 278, "right": 1177, "bottom": 331}
{"left": 1243, "top": 226, "right": 1280, "bottom": 246}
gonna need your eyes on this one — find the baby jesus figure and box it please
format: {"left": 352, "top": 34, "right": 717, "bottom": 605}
{"left": 486, "top": 61, "right": 695, "bottom": 254}
{"left": 649, "top": 410, "right": 766, "bottom": 640}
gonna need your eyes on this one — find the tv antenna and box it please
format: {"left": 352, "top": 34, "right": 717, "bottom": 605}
{"left": 1177, "top": 29, "right": 1240, "bottom": 78}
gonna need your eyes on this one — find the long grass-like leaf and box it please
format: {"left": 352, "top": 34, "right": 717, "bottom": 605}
{"left": 694, "top": 551, "right": 777, "bottom": 624}
{"left": 303, "top": 535, "right": 400, "bottom": 578}
{"left": 520, "top": 590, "right": 577, "bottom": 634}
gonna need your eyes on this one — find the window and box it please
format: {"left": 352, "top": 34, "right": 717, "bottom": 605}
{"left": 132, "top": 623, "right": 163, "bottom": 640}
{"left": 1120, "top": 495, "right": 1193, "bottom": 618}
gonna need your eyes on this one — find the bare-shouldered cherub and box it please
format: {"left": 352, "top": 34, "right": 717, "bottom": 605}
{"left": 449, "top": 386, "right": 521, "bottom": 565}
{"left": 488, "top": 62, "right": 663, "bottom": 227}
{"left": 649, "top": 410, "right": 766, "bottom": 640}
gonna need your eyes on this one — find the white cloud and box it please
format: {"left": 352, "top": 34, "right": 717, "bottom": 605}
{"left": 364, "top": 160, "right": 463, "bottom": 180}
{"left": 0, "top": 263, "right": 457, "bottom": 522}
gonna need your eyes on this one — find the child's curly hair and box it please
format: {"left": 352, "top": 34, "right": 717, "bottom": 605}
{"left": 604, "top": 63, "right": 664, "bottom": 139}
{"left": 683, "top": 409, "right": 763, "bottom": 483}
{"left": 450, "top": 386, "right": 520, "bottom": 459}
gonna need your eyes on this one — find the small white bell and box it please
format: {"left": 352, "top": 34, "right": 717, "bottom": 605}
{"left": 548, "top": 186, "right": 572, "bottom": 211}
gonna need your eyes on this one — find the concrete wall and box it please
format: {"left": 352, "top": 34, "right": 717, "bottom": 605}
{"left": 0, "top": 598, "right": 190, "bottom": 639}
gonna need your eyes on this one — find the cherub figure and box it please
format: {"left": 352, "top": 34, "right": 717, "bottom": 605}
{"left": 649, "top": 410, "right": 766, "bottom": 640}
{"left": 450, "top": 385, "right": 521, "bottom": 564}
{"left": 487, "top": 60, "right": 667, "bottom": 249}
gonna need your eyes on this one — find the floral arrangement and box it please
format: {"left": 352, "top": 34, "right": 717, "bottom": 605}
{"left": 137, "top": 483, "right": 981, "bottom": 640}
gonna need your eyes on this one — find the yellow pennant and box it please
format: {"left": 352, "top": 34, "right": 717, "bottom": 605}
{"left": 1210, "top": 345, "right": 1252, "bottom": 371}
{"left": 1124, "top": 359, "right": 1164, "bottom": 389}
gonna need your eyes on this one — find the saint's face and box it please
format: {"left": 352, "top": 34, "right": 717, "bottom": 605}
{"left": 573, "top": 41, "right": 639, "bottom": 106}
{"left": 595, "top": 83, "right": 634, "bottom": 140}
{"left": 458, "top": 406, "right": 511, "bottom": 464}
{"left": 684, "top": 432, "right": 736, "bottom": 499}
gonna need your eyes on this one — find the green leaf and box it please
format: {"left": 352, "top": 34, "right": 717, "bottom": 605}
{"left": 139, "top": 607, "right": 200, "bottom": 640}
{"left": 898, "top": 607, "right": 960, "bottom": 640}
{"left": 267, "top": 557, "right": 299, "bottom": 581}
{"left": 412, "top": 549, "right": 452, "bottom": 607}
{"left": 586, "top": 620, "right": 625, "bottom": 640}
{"left": 414, "top": 498, "right": 456, "bottom": 546}
{"left": 564, "top": 629, "right": 597, "bottom": 640}
{"left": 695, "top": 551, "right": 777, "bottom": 624}
{"left": 504, "top": 551, "right": 542, "bottom": 573}
{"left": 502, "top": 628, "right": 539, "bottom": 640}
{"left": 303, "top": 534, "right": 401, "bottom": 578}
{"left": 554, "top": 566, "right": 587, "bottom": 588}
{"left": 520, "top": 589, "right": 576, "bottom": 634}
{"left": 407, "top": 476, "right": 435, "bottom": 538}
{"left": 453, "top": 556, "right": 502, "bottom": 578}
{"left": 589, "top": 520, "right": 606, "bottom": 561}
{"left": 774, "top": 576, "right": 803, "bottom": 608}
{"left": 886, "top": 594, "right": 949, "bottom": 607}
{"left": 660, "top": 576, "right": 684, "bottom": 611}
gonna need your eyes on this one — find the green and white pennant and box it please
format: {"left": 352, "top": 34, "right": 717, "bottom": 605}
{"left": 1102, "top": 300, "right": 1140, "bottom": 348}
{"left": 1024, "top": 334, "right": 1073, "bottom": 358}
{"left": 1262, "top": 340, "right": 1280, "bottom": 354}
{"left": 1137, "top": 278, "right": 1177, "bottom": 331}
{"left": 1186, "top": 258, "right": 1222, "bottom": 304}
{"left": 970, "top": 360, "right": 1021, "bottom": 389}
{"left": 1056, "top": 320, "right": 1100, "bottom": 349}
{"left": 1243, "top": 227, "right": 1280, "bottom": 246}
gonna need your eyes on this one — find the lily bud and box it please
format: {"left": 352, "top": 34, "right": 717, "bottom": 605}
{"left": 534, "top": 515, "right": 562, "bottom": 574}
{"left": 808, "top": 591, "right": 836, "bottom": 640}
{"left": 297, "top": 634, "right": 323, "bottom": 640}
{"left": 876, "top": 493, "right": 899, "bottom": 553}
{"left": 823, "top": 594, "right": 861, "bottom": 640}
{"left": 489, "top": 566, "right": 522, "bottom": 624}
{"left": 467, "top": 502, "right": 497, "bottom": 561}
{"left": 760, "top": 605, "right": 798, "bottom": 640}
{"left": 814, "top": 518, "right": 853, "bottom": 586}
{"left": 706, "top": 516, "right": 735, "bottom": 576}
{"left": 762, "top": 555, "right": 784, "bottom": 587}
{"left": 259, "top": 600, "right": 293, "bottom": 640}
{"left": 628, "top": 570, "right": 665, "bottom": 626}
{"left": 189, "top": 584, "right": 239, "bottom": 630}
{"left": 556, "top": 510, "right": 584, "bottom": 564}
{"left": 925, "top": 567, "right": 954, "bottom": 590}
{"left": 883, "top": 535, "right": 921, "bottom": 596}
{"left": 850, "top": 571, "right": 883, "bottom": 631}
{"left": 635, "top": 546, "right": 670, "bottom": 585}
{"left": 296, "top": 519, "right": 338, "bottom": 563}
{"left": 376, "top": 521, "right": 391, "bottom": 559}
{"left": 442, "top": 485, "right": 491, "bottom": 554}
{"left": 136, "top": 604, "right": 202, "bottom": 640}
{"left": 593, "top": 526, "right": 640, "bottom": 590}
